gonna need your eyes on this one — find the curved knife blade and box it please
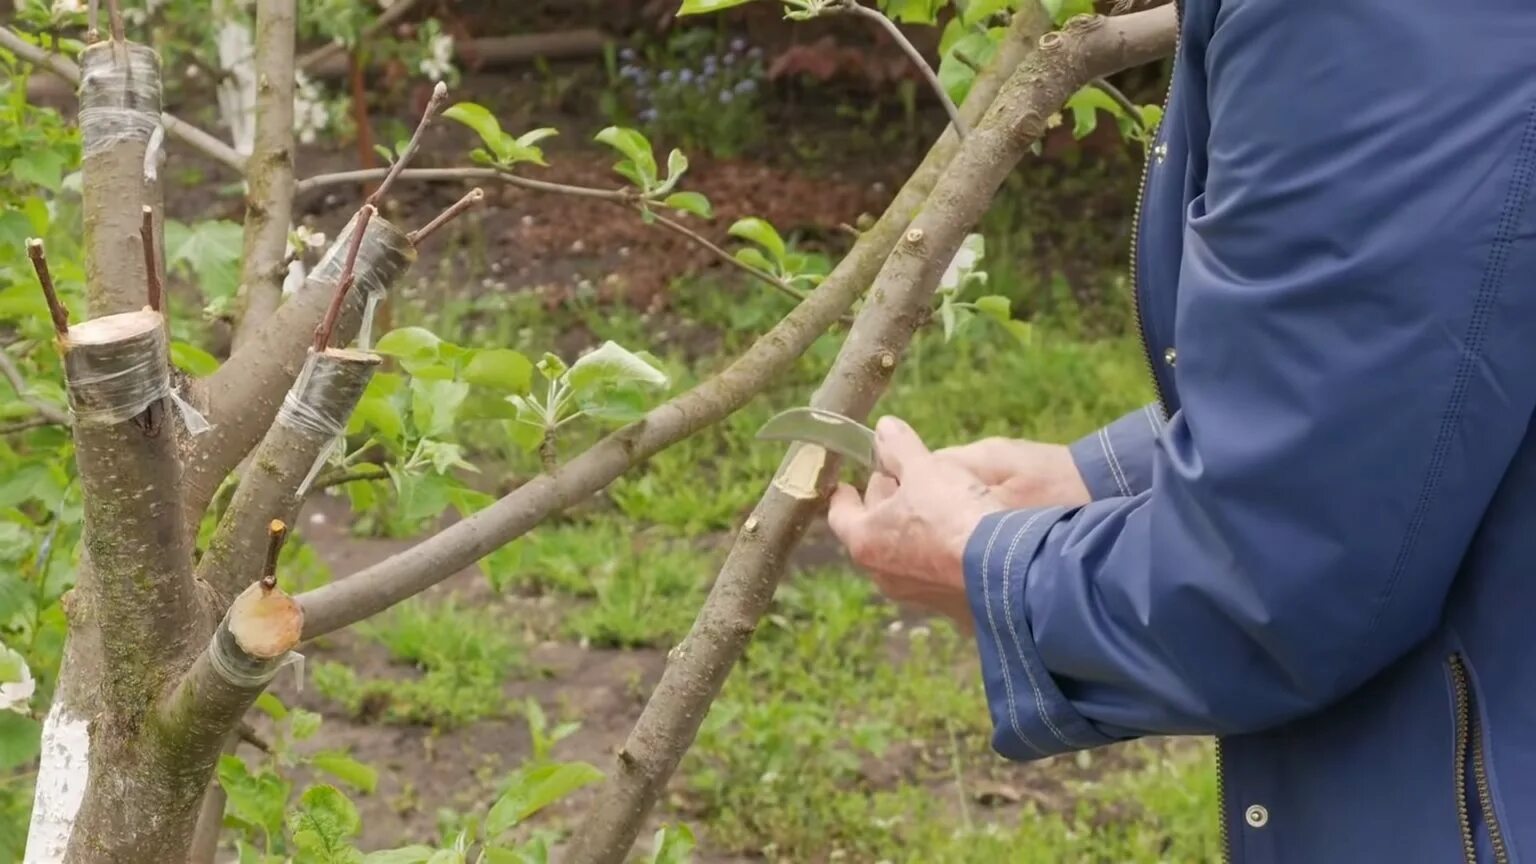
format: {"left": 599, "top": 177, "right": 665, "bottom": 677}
{"left": 755, "top": 407, "right": 878, "bottom": 469}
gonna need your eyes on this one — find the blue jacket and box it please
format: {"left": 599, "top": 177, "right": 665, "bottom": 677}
{"left": 964, "top": 1, "right": 1536, "bottom": 861}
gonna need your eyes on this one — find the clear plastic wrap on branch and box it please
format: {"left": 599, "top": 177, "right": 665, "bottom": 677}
{"left": 277, "top": 348, "right": 381, "bottom": 493}
{"left": 205, "top": 580, "right": 305, "bottom": 689}
{"left": 78, "top": 42, "right": 162, "bottom": 157}
{"left": 63, "top": 309, "right": 208, "bottom": 431}
{"left": 310, "top": 212, "right": 415, "bottom": 349}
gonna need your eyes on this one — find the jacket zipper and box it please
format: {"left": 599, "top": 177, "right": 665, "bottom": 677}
{"left": 1123, "top": 2, "right": 1219, "bottom": 859}
{"left": 1448, "top": 653, "right": 1510, "bottom": 864}
{"left": 1127, "top": 1, "right": 1181, "bottom": 424}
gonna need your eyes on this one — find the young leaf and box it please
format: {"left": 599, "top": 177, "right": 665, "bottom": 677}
{"left": 288, "top": 785, "right": 363, "bottom": 863}
{"left": 374, "top": 327, "right": 443, "bottom": 363}
{"left": 254, "top": 692, "right": 288, "bottom": 721}
{"left": 974, "top": 294, "right": 1013, "bottom": 322}
{"left": 733, "top": 247, "right": 776, "bottom": 274}
{"left": 462, "top": 349, "right": 533, "bottom": 393}
{"left": 676, "top": 0, "right": 757, "bottom": 14}
{"left": 309, "top": 752, "right": 379, "bottom": 794}
{"left": 727, "top": 217, "right": 787, "bottom": 266}
{"left": 662, "top": 191, "right": 713, "bottom": 219}
{"left": 484, "top": 762, "right": 604, "bottom": 837}
{"left": 170, "top": 341, "right": 220, "bottom": 377}
{"left": 566, "top": 341, "right": 669, "bottom": 396}
{"left": 0, "top": 711, "right": 40, "bottom": 772}
{"left": 410, "top": 379, "right": 471, "bottom": 439}
{"left": 938, "top": 31, "right": 997, "bottom": 105}
{"left": 654, "top": 148, "right": 689, "bottom": 195}
{"left": 1064, "top": 85, "right": 1126, "bottom": 140}
{"left": 594, "top": 127, "right": 658, "bottom": 189}
{"left": 443, "top": 103, "right": 510, "bottom": 161}
{"left": 217, "top": 756, "right": 290, "bottom": 839}
{"left": 536, "top": 352, "right": 567, "bottom": 382}
{"left": 291, "top": 709, "right": 323, "bottom": 741}
{"left": 648, "top": 824, "right": 697, "bottom": 864}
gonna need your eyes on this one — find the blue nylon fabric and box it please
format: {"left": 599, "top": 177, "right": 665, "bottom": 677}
{"left": 964, "top": 1, "right": 1536, "bottom": 861}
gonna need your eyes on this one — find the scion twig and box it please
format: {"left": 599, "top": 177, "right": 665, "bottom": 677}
{"left": 106, "top": 0, "right": 123, "bottom": 43}
{"left": 368, "top": 81, "right": 450, "bottom": 208}
{"left": 312, "top": 205, "right": 375, "bottom": 352}
{"left": 141, "top": 206, "right": 162, "bottom": 314}
{"left": 87, "top": 0, "right": 100, "bottom": 42}
{"left": 407, "top": 188, "right": 485, "bottom": 246}
{"left": 261, "top": 519, "right": 287, "bottom": 590}
{"left": 837, "top": 0, "right": 967, "bottom": 138}
{"left": 26, "top": 239, "right": 69, "bottom": 339}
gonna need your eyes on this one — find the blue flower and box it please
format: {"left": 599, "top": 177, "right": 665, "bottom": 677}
{"left": 735, "top": 79, "right": 756, "bottom": 94}
{"left": 703, "top": 55, "right": 718, "bottom": 71}
{"left": 719, "top": 90, "right": 734, "bottom": 104}
{"left": 730, "top": 38, "right": 747, "bottom": 53}
{"left": 722, "top": 53, "right": 736, "bottom": 66}
{"left": 619, "top": 64, "right": 639, "bottom": 79}
{"left": 659, "top": 69, "right": 674, "bottom": 83}
{"left": 679, "top": 68, "right": 694, "bottom": 83}
{"left": 620, "top": 48, "right": 636, "bottom": 62}
{"left": 640, "top": 108, "right": 659, "bottom": 122}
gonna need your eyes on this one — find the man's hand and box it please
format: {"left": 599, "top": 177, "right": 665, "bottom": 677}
{"left": 934, "top": 437, "right": 1091, "bottom": 509}
{"left": 827, "top": 416, "right": 1009, "bottom": 630}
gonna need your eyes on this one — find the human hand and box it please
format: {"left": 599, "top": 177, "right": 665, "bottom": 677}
{"left": 827, "top": 416, "right": 1009, "bottom": 631}
{"left": 934, "top": 437, "right": 1090, "bottom": 509}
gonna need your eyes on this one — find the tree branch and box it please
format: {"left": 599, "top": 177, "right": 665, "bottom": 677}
{"left": 294, "top": 166, "right": 500, "bottom": 195}
{"left": 406, "top": 187, "right": 485, "bottom": 245}
{"left": 1092, "top": 76, "right": 1148, "bottom": 133}
{"left": 369, "top": 81, "right": 449, "bottom": 207}
{"left": 645, "top": 209, "right": 809, "bottom": 304}
{"left": 289, "top": 0, "right": 1080, "bottom": 647}
{"left": 837, "top": 0, "right": 967, "bottom": 138}
{"left": 231, "top": 0, "right": 298, "bottom": 350}
{"left": 310, "top": 464, "right": 389, "bottom": 491}
{"left": 196, "top": 349, "right": 378, "bottom": 602}
{"left": 296, "top": 0, "right": 424, "bottom": 73}
{"left": 564, "top": 7, "right": 1178, "bottom": 861}
{"left": 182, "top": 213, "right": 415, "bottom": 532}
{"left": 0, "top": 27, "right": 246, "bottom": 173}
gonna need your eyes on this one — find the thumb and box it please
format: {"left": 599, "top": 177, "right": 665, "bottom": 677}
{"left": 873, "top": 415, "right": 930, "bottom": 480}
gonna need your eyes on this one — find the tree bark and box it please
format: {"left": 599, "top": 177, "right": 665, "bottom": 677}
{"left": 563, "top": 7, "right": 1179, "bottom": 862}
{"left": 231, "top": 0, "right": 298, "bottom": 350}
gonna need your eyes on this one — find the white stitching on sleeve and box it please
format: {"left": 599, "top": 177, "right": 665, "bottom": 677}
{"left": 1099, "top": 427, "right": 1132, "bottom": 497}
{"left": 977, "top": 511, "right": 1045, "bottom": 756}
{"left": 1000, "top": 510, "right": 1074, "bottom": 747}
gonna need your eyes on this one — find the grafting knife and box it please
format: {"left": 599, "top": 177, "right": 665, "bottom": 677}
{"left": 755, "top": 407, "right": 883, "bottom": 472}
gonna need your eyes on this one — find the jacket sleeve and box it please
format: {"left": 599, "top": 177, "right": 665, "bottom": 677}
{"left": 1066, "top": 404, "right": 1164, "bottom": 500}
{"left": 964, "top": 0, "right": 1536, "bottom": 760}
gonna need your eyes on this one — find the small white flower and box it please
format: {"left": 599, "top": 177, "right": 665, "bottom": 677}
{"left": 887, "top": 620, "right": 904, "bottom": 634}
{"left": 51, "top": 0, "right": 84, "bottom": 15}
{"left": 419, "top": 33, "right": 455, "bottom": 82}
{"left": 308, "top": 511, "right": 327, "bottom": 526}
{"left": 940, "top": 233, "right": 986, "bottom": 292}
{"left": 294, "top": 224, "right": 327, "bottom": 250}
{"left": 0, "top": 646, "right": 34, "bottom": 713}
{"left": 292, "top": 71, "right": 329, "bottom": 145}
{"left": 282, "top": 260, "right": 306, "bottom": 296}
{"left": 760, "top": 770, "right": 779, "bottom": 784}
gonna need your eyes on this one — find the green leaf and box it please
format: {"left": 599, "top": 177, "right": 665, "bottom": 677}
{"left": 289, "top": 785, "right": 363, "bottom": 863}
{"left": 662, "top": 192, "right": 713, "bottom": 219}
{"left": 1064, "top": 85, "right": 1125, "bottom": 139}
{"left": 0, "top": 710, "right": 40, "bottom": 772}
{"left": 727, "top": 217, "right": 787, "bottom": 266}
{"left": 462, "top": 349, "right": 533, "bottom": 393}
{"left": 974, "top": 294, "right": 1012, "bottom": 322}
{"left": 676, "top": 0, "right": 757, "bottom": 15}
{"left": 374, "top": 327, "right": 443, "bottom": 363}
{"left": 217, "top": 755, "right": 289, "bottom": 837}
{"left": 536, "top": 352, "right": 567, "bottom": 381}
{"left": 648, "top": 824, "right": 697, "bottom": 864}
{"left": 733, "top": 247, "right": 775, "bottom": 274}
{"left": 938, "top": 31, "right": 997, "bottom": 105}
{"left": 654, "top": 148, "right": 688, "bottom": 194}
{"left": 443, "top": 103, "right": 510, "bottom": 161}
{"left": 515, "top": 128, "right": 559, "bottom": 150}
{"left": 594, "top": 127, "right": 658, "bottom": 189}
{"left": 960, "top": 0, "right": 1012, "bottom": 26}
{"left": 164, "top": 219, "right": 244, "bottom": 302}
{"left": 309, "top": 752, "right": 379, "bottom": 793}
{"left": 411, "top": 379, "right": 471, "bottom": 439}
{"left": 566, "top": 342, "right": 669, "bottom": 396}
{"left": 425, "top": 851, "right": 463, "bottom": 864}
{"left": 1041, "top": 0, "right": 1094, "bottom": 23}
{"left": 254, "top": 692, "right": 288, "bottom": 721}
{"left": 170, "top": 341, "right": 220, "bottom": 376}
{"left": 12, "top": 150, "right": 66, "bottom": 192}
{"left": 291, "top": 709, "right": 323, "bottom": 741}
{"left": 363, "top": 847, "right": 437, "bottom": 864}
{"left": 881, "top": 0, "right": 944, "bottom": 24}
{"left": 484, "top": 762, "right": 604, "bottom": 837}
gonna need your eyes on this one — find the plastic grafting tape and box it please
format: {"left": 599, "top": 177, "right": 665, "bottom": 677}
{"left": 63, "top": 310, "right": 171, "bottom": 426}
{"left": 78, "top": 42, "right": 162, "bottom": 158}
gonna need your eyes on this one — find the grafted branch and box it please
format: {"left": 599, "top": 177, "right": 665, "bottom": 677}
{"left": 293, "top": 0, "right": 1073, "bottom": 643}
{"left": 565, "top": 7, "right": 1178, "bottom": 861}
{"left": 183, "top": 212, "right": 415, "bottom": 530}
{"left": 836, "top": 0, "right": 966, "bottom": 138}
{"left": 231, "top": 0, "right": 298, "bottom": 349}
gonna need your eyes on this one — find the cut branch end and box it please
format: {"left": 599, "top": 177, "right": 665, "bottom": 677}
{"left": 262, "top": 519, "right": 288, "bottom": 590}
{"left": 407, "top": 187, "right": 485, "bottom": 246}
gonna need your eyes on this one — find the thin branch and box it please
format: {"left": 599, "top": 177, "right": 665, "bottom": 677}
{"left": 262, "top": 519, "right": 287, "bottom": 590}
{"left": 0, "top": 417, "right": 55, "bottom": 434}
{"left": 311, "top": 464, "right": 389, "bottom": 491}
{"left": 0, "top": 351, "right": 69, "bottom": 427}
{"left": 87, "top": 0, "right": 99, "bottom": 42}
{"left": 368, "top": 81, "right": 450, "bottom": 207}
{"left": 313, "top": 205, "right": 375, "bottom": 352}
{"left": 838, "top": 0, "right": 967, "bottom": 138}
{"left": 237, "top": 722, "right": 272, "bottom": 754}
{"left": 231, "top": 0, "right": 298, "bottom": 348}
{"left": 297, "top": 0, "right": 424, "bottom": 72}
{"left": 407, "top": 187, "right": 486, "bottom": 245}
{"left": 141, "top": 206, "right": 162, "bottom": 314}
{"left": 646, "top": 209, "right": 809, "bottom": 303}
{"left": 0, "top": 27, "right": 246, "bottom": 173}
{"left": 26, "top": 239, "right": 69, "bottom": 339}
{"left": 295, "top": 166, "right": 500, "bottom": 196}
{"left": 106, "top": 0, "right": 123, "bottom": 43}
{"left": 1092, "top": 76, "right": 1148, "bottom": 133}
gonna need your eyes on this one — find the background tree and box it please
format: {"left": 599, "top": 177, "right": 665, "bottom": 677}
{"left": 0, "top": 0, "right": 1176, "bottom": 860}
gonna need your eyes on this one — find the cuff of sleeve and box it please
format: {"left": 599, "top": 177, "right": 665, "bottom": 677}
{"left": 963, "top": 508, "right": 1118, "bottom": 761}
{"left": 1067, "top": 404, "right": 1164, "bottom": 500}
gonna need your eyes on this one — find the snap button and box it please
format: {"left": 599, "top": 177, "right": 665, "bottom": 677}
{"left": 1163, "top": 346, "right": 1177, "bottom": 366}
{"left": 1245, "top": 804, "right": 1269, "bottom": 828}
{"left": 1153, "top": 142, "right": 1168, "bottom": 164}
